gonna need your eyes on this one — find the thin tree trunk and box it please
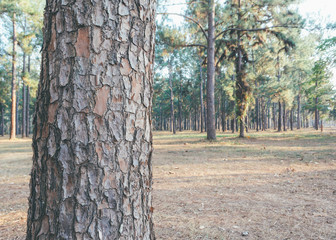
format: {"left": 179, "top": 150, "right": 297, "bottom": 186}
{"left": 273, "top": 103, "right": 276, "bottom": 130}
{"left": 221, "top": 96, "right": 226, "bottom": 132}
{"left": 169, "top": 62, "right": 176, "bottom": 134}
{"left": 10, "top": 12, "right": 17, "bottom": 140}
{"left": 206, "top": 0, "right": 216, "bottom": 140}
{"left": 231, "top": 118, "right": 235, "bottom": 133}
{"left": 290, "top": 108, "right": 293, "bottom": 131}
{"left": 256, "top": 97, "right": 259, "bottom": 131}
{"left": 315, "top": 96, "right": 319, "bottom": 130}
{"left": 178, "top": 71, "right": 182, "bottom": 131}
{"left": 199, "top": 59, "right": 204, "bottom": 133}
{"left": 26, "top": 55, "right": 31, "bottom": 137}
{"left": 283, "top": 102, "right": 287, "bottom": 131}
{"left": 297, "top": 94, "right": 301, "bottom": 129}
{"left": 26, "top": 1, "right": 156, "bottom": 239}
{"left": 16, "top": 93, "right": 19, "bottom": 135}
{"left": 0, "top": 103, "right": 4, "bottom": 136}
{"left": 22, "top": 53, "right": 26, "bottom": 138}
{"left": 278, "top": 102, "right": 282, "bottom": 132}
{"left": 261, "top": 98, "right": 266, "bottom": 131}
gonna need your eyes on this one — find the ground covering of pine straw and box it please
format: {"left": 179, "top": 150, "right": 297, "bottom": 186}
{"left": 0, "top": 128, "right": 336, "bottom": 240}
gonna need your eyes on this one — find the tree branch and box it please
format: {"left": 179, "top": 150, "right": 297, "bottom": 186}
{"left": 215, "top": 25, "right": 301, "bottom": 40}
{"left": 157, "top": 12, "right": 208, "bottom": 40}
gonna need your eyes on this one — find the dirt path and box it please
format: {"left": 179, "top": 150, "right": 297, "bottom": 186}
{"left": 1, "top": 129, "right": 336, "bottom": 239}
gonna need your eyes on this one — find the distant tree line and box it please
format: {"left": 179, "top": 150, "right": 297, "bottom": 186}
{"left": 153, "top": 0, "right": 336, "bottom": 137}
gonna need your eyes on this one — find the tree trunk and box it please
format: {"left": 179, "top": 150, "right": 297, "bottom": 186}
{"left": 231, "top": 118, "right": 235, "bottom": 133}
{"left": 206, "top": 0, "right": 216, "bottom": 140}
{"left": 16, "top": 93, "right": 19, "bottom": 135}
{"left": 10, "top": 12, "right": 17, "bottom": 140}
{"left": 26, "top": 55, "right": 31, "bottom": 137}
{"left": 297, "top": 94, "right": 301, "bottom": 129}
{"left": 169, "top": 62, "right": 176, "bottom": 134}
{"left": 290, "top": 108, "right": 293, "bottom": 131}
{"left": 22, "top": 53, "right": 27, "bottom": 138}
{"left": 199, "top": 60, "right": 204, "bottom": 133}
{"left": 245, "top": 114, "right": 248, "bottom": 133}
{"left": 221, "top": 96, "right": 226, "bottom": 132}
{"left": 278, "top": 102, "right": 282, "bottom": 132}
{"left": 315, "top": 96, "right": 319, "bottom": 130}
{"left": 178, "top": 72, "right": 182, "bottom": 132}
{"left": 0, "top": 103, "right": 4, "bottom": 136}
{"left": 283, "top": 102, "right": 286, "bottom": 131}
{"left": 261, "top": 98, "right": 266, "bottom": 131}
{"left": 256, "top": 97, "right": 259, "bottom": 131}
{"left": 272, "top": 103, "right": 276, "bottom": 130}
{"left": 26, "top": 1, "right": 156, "bottom": 239}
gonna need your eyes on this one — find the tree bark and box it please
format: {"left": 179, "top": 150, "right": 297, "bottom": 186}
{"left": 178, "top": 72, "right": 182, "bottom": 132}
{"left": 231, "top": 118, "right": 235, "bottom": 133}
{"left": 26, "top": 55, "right": 31, "bottom": 137}
{"left": 297, "top": 94, "right": 301, "bottom": 129}
{"left": 168, "top": 61, "right": 176, "bottom": 134}
{"left": 221, "top": 96, "right": 226, "bottom": 132}
{"left": 10, "top": 12, "right": 17, "bottom": 140}
{"left": 0, "top": 103, "right": 4, "bottom": 136}
{"left": 256, "top": 97, "right": 259, "bottom": 131}
{"left": 199, "top": 59, "right": 204, "bottom": 133}
{"left": 290, "top": 108, "right": 293, "bottom": 131}
{"left": 283, "top": 102, "right": 286, "bottom": 131}
{"left": 26, "top": 1, "right": 156, "bottom": 239}
{"left": 278, "top": 102, "right": 282, "bottom": 132}
{"left": 315, "top": 96, "right": 319, "bottom": 130}
{"left": 206, "top": 0, "right": 216, "bottom": 140}
{"left": 22, "top": 53, "right": 27, "bottom": 138}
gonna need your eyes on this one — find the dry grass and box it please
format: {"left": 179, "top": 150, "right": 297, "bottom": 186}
{"left": 1, "top": 128, "right": 336, "bottom": 239}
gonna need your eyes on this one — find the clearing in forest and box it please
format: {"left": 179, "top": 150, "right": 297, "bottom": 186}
{"left": 1, "top": 129, "right": 336, "bottom": 239}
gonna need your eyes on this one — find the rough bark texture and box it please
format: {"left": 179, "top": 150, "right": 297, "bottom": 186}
{"left": 26, "top": 1, "right": 156, "bottom": 239}
{"left": 10, "top": 12, "right": 17, "bottom": 140}
{"left": 206, "top": 0, "right": 216, "bottom": 140}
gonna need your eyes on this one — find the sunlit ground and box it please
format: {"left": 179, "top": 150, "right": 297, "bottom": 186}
{"left": 0, "top": 128, "right": 336, "bottom": 239}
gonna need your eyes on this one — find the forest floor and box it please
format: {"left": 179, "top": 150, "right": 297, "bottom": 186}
{"left": 0, "top": 128, "right": 336, "bottom": 240}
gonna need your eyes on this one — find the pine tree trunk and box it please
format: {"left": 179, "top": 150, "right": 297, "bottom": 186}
{"left": 231, "top": 118, "right": 235, "bottom": 133}
{"left": 0, "top": 103, "right": 4, "bottom": 136}
{"left": 10, "top": 12, "right": 17, "bottom": 140}
{"left": 26, "top": 55, "right": 31, "bottom": 137}
{"left": 261, "top": 98, "right": 266, "bottom": 131}
{"left": 283, "top": 102, "right": 286, "bottom": 131}
{"left": 206, "top": 0, "right": 216, "bottom": 140}
{"left": 16, "top": 93, "right": 19, "bottom": 135}
{"left": 178, "top": 74, "right": 182, "bottom": 132}
{"left": 199, "top": 60, "right": 204, "bottom": 133}
{"left": 315, "top": 97, "right": 319, "bottom": 130}
{"left": 256, "top": 97, "right": 259, "bottom": 131}
{"left": 26, "top": 1, "right": 156, "bottom": 239}
{"left": 272, "top": 103, "right": 276, "bottom": 130}
{"left": 290, "top": 108, "right": 293, "bottom": 131}
{"left": 221, "top": 96, "right": 226, "bottom": 132}
{"left": 169, "top": 62, "right": 175, "bottom": 134}
{"left": 278, "top": 102, "right": 282, "bottom": 132}
{"left": 22, "top": 53, "right": 27, "bottom": 138}
{"left": 297, "top": 94, "right": 301, "bottom": 129}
